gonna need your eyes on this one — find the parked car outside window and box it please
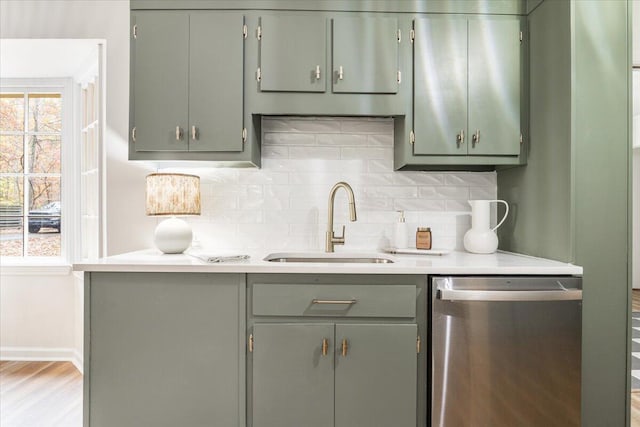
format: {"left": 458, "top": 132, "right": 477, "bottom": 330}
{"left": 28, "top": 201, "right": 61, "bottom": 233}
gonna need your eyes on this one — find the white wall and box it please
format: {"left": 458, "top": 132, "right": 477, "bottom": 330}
{"left": 0, "top": 0, "right": 152, "bottom": 367}
{"left": 0, "top": 272, "right": 80, "bottom": 367}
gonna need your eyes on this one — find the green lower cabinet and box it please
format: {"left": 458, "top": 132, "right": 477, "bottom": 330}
{"left": 251, "top": 323, "right": 417, "bottom": 427}
{"left": 335, "top": 324, "right": 417, "bottom": 427}
{"left": 252, "top": 323, "right": 334, "bottom": 427}
{"left": 86, "top": 273, "right": 245, "bottom": 427}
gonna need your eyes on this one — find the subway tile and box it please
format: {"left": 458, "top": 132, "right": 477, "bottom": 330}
{"left": 368, "top": 159, "right": 394, "bottom": 173}
{"left": 341, "top": 118, "right": 394, "bottom": 134}
{"left": 362, "top": 210, "right": 398, "bottom": 224}
{"left": 289, "top": 146, "right": 341, "bottom": 160}
{"left": 289, "top": 173, "right": 361, "bottom": 186}
{"left": 445, "top": 200, "right": 472, "bottom": 212}
{"left": 358, "top": 174, "right": 395, "bottom": 186}
{"left": 367, "top": 134, "right": 394, "bottom": 147}
{"left": 393, "top": 172, "right": 444, "bottom": 186}
{"left": 263, "top": 132, "right": 316, "bottom": 145}
{"left": 317, "top": 133, "right": 368, "bottom": 146}
{"left": 470, "top": 186, "right": 497, "bottom": 200}
{"left": 444, "top": 172, "right": 497, "bottom": 186}
{"left": 263, "top": 117, "right": 342, "bottom": 133}
{"left": 262, "top": 145, "right": 289, "bottom": 158}
{"left": 435, "top": 186, "right": 470, "bottom": 200}
{"left": 393, "top": 199, "right": 445, "bottom": 212}
{"left": 341, "top": 147, "right": 390, "bottom": 160}
{"left": 240, "top": 171, "right": 288, "bottom": 185}
{"left": 264, "top": 210, "right": 321, "bottom": 224}
{"left": 358, "top": 197, "right": 393, "bottom": 210}
{"left": 364, "top": 186, "right": 417, "bottom": 198}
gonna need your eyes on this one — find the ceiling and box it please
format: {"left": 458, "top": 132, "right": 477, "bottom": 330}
{"left": 0, "top": 39, "right": 102, "bottom": 78}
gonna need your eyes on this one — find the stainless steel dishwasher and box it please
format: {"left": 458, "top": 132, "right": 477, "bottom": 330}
{"left": 431, "top": 276, "right": 582, "bottom": 427}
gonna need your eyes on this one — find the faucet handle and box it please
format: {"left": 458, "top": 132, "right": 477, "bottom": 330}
{"left": 336, "top": 225, "right": 345, "bottom": 240}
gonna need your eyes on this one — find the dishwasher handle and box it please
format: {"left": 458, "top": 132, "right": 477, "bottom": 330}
{"left": 437, "top": 287, "right": 582, "bottom": 302}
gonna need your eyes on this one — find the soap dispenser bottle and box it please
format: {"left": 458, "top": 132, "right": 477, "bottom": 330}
{"left": 395, "top": 210, "right": 408, "bottom": 249}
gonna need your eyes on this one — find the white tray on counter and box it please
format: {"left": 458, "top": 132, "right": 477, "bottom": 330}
{"left": 383, "top": 247, "right": 451, "bottom": 256}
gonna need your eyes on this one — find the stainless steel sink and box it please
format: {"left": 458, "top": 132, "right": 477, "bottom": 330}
{"left": 264, "top": 252, "right": 394, "bottom": 264}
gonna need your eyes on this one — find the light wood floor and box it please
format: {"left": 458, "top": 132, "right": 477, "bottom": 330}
{"left": 633, "top": 290, "right": 640, "bottom": 312}
{"left": 0, "top": 361, "right": 82, "bottom": 427}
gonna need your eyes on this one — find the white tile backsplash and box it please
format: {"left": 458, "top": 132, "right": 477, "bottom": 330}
{"left": 162, "top": 117, "right": 497, "bottom": 252}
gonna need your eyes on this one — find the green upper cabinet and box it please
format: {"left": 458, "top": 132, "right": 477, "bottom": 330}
{"left": 131, "top": 12, "right": 189, "bottom": 152}
{"left": 259, "top": 15, "right": 327, "bottom": 92}
{"left": 413, "top": 18, "right": 467, "bottom": 156}
{"left": 332, "top": 17, "right": 399, "bottom": 94}
{"left": 188, "top": 13, "right": 244, "bottom": 152}
{"left": 467, "top": 19, "right": 521, "bottom": 156}
{"left": 130, "top": 11, "right": 255, "bottom": 163}
{"left": 409, "top": 15, "right": 524, "bottom": 166}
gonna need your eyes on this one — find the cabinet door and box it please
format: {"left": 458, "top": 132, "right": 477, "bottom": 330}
{"left": 335, "top": 324, "right": 417, "bottom": 427}
{"left": 468, "top": 18, "right": 521, "bottom": 156}
{"left": 259, "top": 15, "right": 326, "bottom": 92}
{"left": 131, "top": 12, "right": 189, "bottom": 152}
{"left": 189, "top": 13, "right": 244, "bottom": 152}
{"left": 252, "top": 323, "right": 334, "bottom": 427}
{"left": 332, "top": 17, "right": 398, "bottom": 94}
{"left": 89, "top": 273, "right": 243, "bottom": 427}
{"left": 413, "top": 18, "right": 468, "bottom": 155}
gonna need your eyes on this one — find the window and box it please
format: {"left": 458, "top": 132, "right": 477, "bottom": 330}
{"left": 0, "top": 87, "right": 68, "bottom": 259}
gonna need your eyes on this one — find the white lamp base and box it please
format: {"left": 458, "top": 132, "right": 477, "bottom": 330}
{"left": 154, "top": 217, "right": 192, "bottom": 254}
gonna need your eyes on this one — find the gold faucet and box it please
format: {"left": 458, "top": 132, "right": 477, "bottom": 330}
{"left": 326, "top": 182, "right": 357, "bottom": 253}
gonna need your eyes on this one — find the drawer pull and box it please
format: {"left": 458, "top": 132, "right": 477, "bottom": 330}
{"left": 322, "top": 338, "right": 329, "bottom": 356}
{"left": 311, "top": 299, "right": 357, "bottom": 305}
{"left": 341, "top": 338, "right": 348, "bottom": 357}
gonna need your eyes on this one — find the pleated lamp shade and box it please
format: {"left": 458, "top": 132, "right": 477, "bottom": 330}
{"left": 145, "top": 173, "right": 201, "bottom": 216}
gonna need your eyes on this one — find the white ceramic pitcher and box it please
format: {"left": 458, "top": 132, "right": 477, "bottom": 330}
{"left": 463, "top": 200, "right": 509, "bottom": 254}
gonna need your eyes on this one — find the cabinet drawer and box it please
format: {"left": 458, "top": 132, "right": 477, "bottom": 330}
{"left": 252, "top": 284, "right": 416, "bottom": 318}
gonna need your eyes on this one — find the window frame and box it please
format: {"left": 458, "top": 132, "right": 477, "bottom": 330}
{"left": 1, "top": 78, "right": 76, "bottom": 270}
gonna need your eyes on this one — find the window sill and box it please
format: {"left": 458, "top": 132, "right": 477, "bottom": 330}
{"left": 0, "top": 258, "right": 72, "bottom": 276}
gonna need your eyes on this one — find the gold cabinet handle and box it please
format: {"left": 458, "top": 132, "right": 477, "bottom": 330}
{"left": 472, "top": 129, "right": 480, "bottom": 147}
{"left": 322, "top": 338, "right": 329, "bottom": 356}
{"left": 341, "top": 338, "right": 348, "bottom": 357}
{"left": 311, "top": 299, "right": 357, "bottom": 305}
{"left": 191, "top": 125, "right": 198, "bottom": 141}
{"left": 175, "top": 126, "right": 183, "bottom": 141}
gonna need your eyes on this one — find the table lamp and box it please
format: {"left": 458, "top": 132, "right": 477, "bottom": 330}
{"left": 145, "top": 173, "right": 201, "bottom": 254}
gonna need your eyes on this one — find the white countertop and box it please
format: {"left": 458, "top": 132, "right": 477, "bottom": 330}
{"left": 73, "top": 249, "right": 582, "bottom": 276}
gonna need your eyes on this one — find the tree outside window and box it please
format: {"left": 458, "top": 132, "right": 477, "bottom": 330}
{"left": 0, "top": 92, "right": 62, "bottom": 257}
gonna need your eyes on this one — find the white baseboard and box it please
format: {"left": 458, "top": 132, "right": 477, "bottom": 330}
{"left": 1, "top": 346, "right": 83, "bottom": 373}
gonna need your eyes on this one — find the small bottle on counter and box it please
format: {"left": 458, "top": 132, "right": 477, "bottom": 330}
{"left": 395, "top": 210, "right": 408, "bottom": 249}
{"left": 416, "top": 227, "right": 432, "bottom": 250}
